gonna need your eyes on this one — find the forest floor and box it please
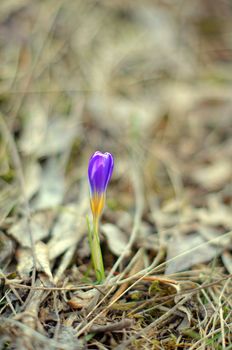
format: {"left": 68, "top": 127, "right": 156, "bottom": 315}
{"left": 0, "top": 1, "right": 232, "bottom": 349}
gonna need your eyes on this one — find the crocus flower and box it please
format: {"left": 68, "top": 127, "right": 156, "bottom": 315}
{"left": 88, "top": 151, "right": 114, "bottom": 220}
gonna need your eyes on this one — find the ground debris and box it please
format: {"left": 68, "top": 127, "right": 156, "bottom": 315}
{"left": 0, "top": 0, "right": 231, "bottom": 349}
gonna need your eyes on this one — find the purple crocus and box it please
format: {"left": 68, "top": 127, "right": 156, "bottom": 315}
{"left": 88, "top": 151, "right": 114, "bottom": 220}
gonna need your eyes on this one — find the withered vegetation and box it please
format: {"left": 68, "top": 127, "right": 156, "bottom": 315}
{"left": 0, "top": 1, "right": 232, "bottom": 349}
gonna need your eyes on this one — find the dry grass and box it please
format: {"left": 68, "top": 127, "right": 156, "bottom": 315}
{"left": 0, "top": 1, "right": 232, "bottom": 349}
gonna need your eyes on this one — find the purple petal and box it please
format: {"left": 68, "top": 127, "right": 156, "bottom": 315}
{"left": 88, "top": 151, "right": 114, "bottom": 195}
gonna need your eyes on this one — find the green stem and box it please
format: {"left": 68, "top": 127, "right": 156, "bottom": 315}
{"left": 87, "top": 216, "right": 105, "bottom": 283}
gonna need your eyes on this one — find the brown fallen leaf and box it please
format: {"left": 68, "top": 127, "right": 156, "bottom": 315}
{"left": 165, "top": 233, "right": 222, "bottom": 274}
{"left": 9, "top": 212, "right": 52, "bottom": 248}
{"left": 35, "top": 241, "right": 53, "bottom": 282}
{"left": 24, "top": 161, "right": 41, "bottom": 200}
{"left": 197, "top": 195, "right": 232, "bottom": 228}
{"left": 193, "top": 160, "right": 231, "bottom": 190}
{"left": 0, "top": 231, "right": 15, "bottom": 266}
{"left": 37, "top": 117, "right": 79, "bottom": 157}
{"left": 67, "top": 289, "right": 99, "bottom": 310}
{"left": 16, "top": 248, "right": 34, "bottom": 279}
{"left": 32, "top": 157, "right": 65, "bottom": 210}
{"left": 222, "top": 251, "right": 232, "bottom": 274}
{"left": 101, "top": 223, "right": 128, "bottom": 256}
{"left": 19, "top": 101, "right": 47, "bottom": 156}
{"left": 47, "top": 204, "right": 86, "bottom": 260}
{"left": 17, "top": 241, "right": 53, "bottom": 281}
{"left": 89, "top": 318, "right": 134, "bottom": 334}
{"left": 0, "top": 181, "right": 18, "bottom": 225}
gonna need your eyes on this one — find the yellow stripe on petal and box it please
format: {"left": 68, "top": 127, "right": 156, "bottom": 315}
{"left": 90, "top": 193, "right": 105, "bottom": 219}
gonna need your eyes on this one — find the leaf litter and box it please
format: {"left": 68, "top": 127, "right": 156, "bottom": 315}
{"left": 0, "top": 1, "right": 232, "bottom": 349}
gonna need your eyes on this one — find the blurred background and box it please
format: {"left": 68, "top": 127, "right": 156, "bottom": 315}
{"left": 1, "top": 0, "right": 232, "bottom": 219}
{"left": 1, "top": 0, "right": 232, "bottom": 269}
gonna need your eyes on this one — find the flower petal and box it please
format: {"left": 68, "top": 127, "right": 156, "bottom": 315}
{"left": 88, "top": 151, "right": 114, "bottom": 195}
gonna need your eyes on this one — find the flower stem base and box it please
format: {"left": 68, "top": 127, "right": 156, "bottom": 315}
{"left": 87, "top": 216, "right": 105, "bottom": 283}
